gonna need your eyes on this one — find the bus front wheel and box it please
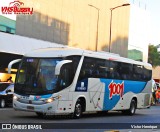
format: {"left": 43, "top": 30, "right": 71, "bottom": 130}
{"left": 73, "top": 99, "right": 82, "bottom": 119}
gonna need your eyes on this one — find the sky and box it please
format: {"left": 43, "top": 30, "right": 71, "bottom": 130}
{"left": 0, "top": 0, "right": 160, "bottom": 45}
{"left": 147, "top": 0, "right": 160, "bottom": 45}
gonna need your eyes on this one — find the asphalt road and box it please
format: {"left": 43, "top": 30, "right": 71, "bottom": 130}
{"left": 0, "top": 106, "right": 160, "bottom": 123}
{"left": 0, "top": 106, "right": 160, "bottom": 131}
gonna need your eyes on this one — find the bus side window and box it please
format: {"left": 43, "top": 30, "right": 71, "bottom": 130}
{"left": 78, "top": 68, "right": 86, "bottom": 80}
{"left": 95, "top": 59, "right": 109, "bottom": 78}
{"left": 79, "top": 57, "right": 110, "bottom": 80}
{"left": 133, "top": 65, "right": 143, "bottom": 81}
{"left": 59, "top": 63, "right": 73, "bottom": 89}
{"left": 143, "top": 66, "right": 152, "bottom": 81}
{"left": 109, "top": 61, "right": 119, "bottom": 79}
{"left": 78, "top": 58, "right": 94, "bottom": 80}
{"left": 119, "top": 62, "right": 133, "bottom": 80}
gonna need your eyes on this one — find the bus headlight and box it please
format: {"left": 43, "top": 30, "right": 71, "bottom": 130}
{"left": 13, "top": 95, "right": 18, "bottom": 100}
{"left": 45, "top": 95, "right": 61, "bottom": 103}
{"left": 46, "top": 98, "right": 54, "bottom": 103}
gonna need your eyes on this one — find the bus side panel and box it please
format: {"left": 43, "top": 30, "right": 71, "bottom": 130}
{"left": 141, "top": 80, "right": 152, "bottom": 93}
{"left": 57, "top": 88, "right": 74, "bottom": 114}
{"left": 100, "top": 79, "right": 147, "bottom": 111}
{"left": 112, "top": 92, "right": 136, "bottom": 110}
{"left": 73, "top": 78, "right": 105, "bottom": 112}
{"left": 113, "top": 92, "right": 151, "bottom": 110}
{"left": 86, "top": 78, "right": 105, "bottom": 112}
{"left": 73, "top": 78, "right": 149, "bottom": 113}
{"left": 57, "top": 100, "right": 73, "bottom": 113}
{"left": 136, "top": 93, "right": 151, "bottom": 108}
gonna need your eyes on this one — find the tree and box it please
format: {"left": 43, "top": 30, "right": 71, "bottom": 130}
{"left": 148, "top": 45, "right": 160, "bottom": 67}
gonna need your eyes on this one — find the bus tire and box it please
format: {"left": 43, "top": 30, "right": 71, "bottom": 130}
{"left": 129, "top": 99, "right": 136, "bottom": 115}
{"left": 0, "top": 99, "right": 6, "bottom": 108}
{"left": 36, "top": 112, "right": 46, "bottom": 118}
{"left": 73, "top": 99, "right": 82, "bottom": 119}
{"left": 122, "top": 99, "right": 136, "bottom": 115}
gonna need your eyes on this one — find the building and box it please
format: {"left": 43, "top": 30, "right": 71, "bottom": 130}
{"left": 0, "top": 0, "right": 151, "bottom": 82}
{"left": 153, "top": 66, "right": 160, "bottom": 83}
{"left": 128, "top": 0, "right": 150, "bottom": 62}
{"left": 16, "top": 0, "right": 130, "bottom": 58}
{"left": 0, "top": 0, "right": 150, "bottom": 63}
{"left": 0, "top": 16, "right": 16, "bottom": 34}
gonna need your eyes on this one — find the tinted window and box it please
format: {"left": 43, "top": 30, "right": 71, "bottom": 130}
{"left": 78, "top": 57, "right": 110, "bottom": 80}
{"left": 109, "top": 61, "right": 120, "bottom": 79}
{"left": 78, "top": 57, "right": 151, "bottom": 82}
{"left": 117, "top": 62, "right": 133, "bottom": 80}
{"left": 143, "top": 66, "right": 152, "bottom": 81}
{"left": 78, "top": 57, "right": 97, "bottom": 80}
{"left": 15, "top": 56, "right": 81, "bottom": 95}
{"left": 58, "top": 56, "right": 81, "bottom": 89}
{"left": 133, "top": 65, "right": 143, "bottom": 81}
{"left": 97, "top": 59, "right": 109, "bottom": 78}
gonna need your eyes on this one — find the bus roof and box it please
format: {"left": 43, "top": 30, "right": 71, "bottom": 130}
{"left": 24, "top": 47, "right": 152, "bottom": 68}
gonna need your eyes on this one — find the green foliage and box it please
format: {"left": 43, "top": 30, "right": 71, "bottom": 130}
{"left": 148, "top": 45, "right": 160, "bottom": 67}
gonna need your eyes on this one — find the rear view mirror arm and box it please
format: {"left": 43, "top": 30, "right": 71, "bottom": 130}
{"left": 8, "top": 59, "right": 21, "bottom": 73}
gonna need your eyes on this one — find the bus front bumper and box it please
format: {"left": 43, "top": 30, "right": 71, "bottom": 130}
{"left": 13, "top": 99, "right": 58, "bottom": 114}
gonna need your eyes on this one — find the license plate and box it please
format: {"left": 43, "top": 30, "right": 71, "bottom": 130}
{"left": 20, "top": 96, "right": 29, "bottom": 100}
{"left": 27, "top": 106, "right": 34, "bottom": 110}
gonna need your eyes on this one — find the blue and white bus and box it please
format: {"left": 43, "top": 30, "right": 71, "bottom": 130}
{"left": 13, "top": 48, "right": 152, "bottom": 118}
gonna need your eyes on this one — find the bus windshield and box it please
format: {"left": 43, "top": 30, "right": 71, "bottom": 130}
{"left": 15, "top": 58, "right": 63, "bottom": 95}
{"left": 15, "top": 56, "right": 80, "bottom": 95}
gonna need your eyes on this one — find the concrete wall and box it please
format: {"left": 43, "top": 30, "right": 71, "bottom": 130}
{"left": 16, "top": 0, "right": 130, "bottom": 57}
{"left": 153, "top": 66, "right": 160, "bottom": 80}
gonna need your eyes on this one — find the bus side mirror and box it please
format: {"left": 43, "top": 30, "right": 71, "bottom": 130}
{"left": 55, "top": 60, "right": 72, "bottom": 76}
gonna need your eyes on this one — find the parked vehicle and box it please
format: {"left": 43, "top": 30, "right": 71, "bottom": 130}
{"left": 0, "top": 82, "right": 14, "bottom": 108}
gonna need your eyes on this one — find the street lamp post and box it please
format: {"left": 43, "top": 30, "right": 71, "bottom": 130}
{"left": 108, "top": 3, "right": 130, "bottom": 52}
{"left": 88, "top": 4, "right": 100, "bottom": 52}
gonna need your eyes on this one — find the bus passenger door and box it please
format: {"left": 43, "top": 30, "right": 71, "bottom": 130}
{"left": 57, "top": 63, "right": 74, "bottom": 113}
